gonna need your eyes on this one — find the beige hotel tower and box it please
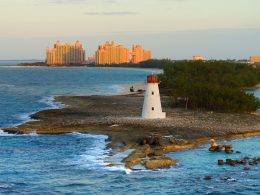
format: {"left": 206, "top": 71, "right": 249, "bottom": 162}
{"left": 95, "top": 41, "right": 152, "bottom": 65}
{"left": 46, "top": 41, "right": 85, "bottom": 65}
{"left": 95, "top": 41, "right": 130, "bottom": 65}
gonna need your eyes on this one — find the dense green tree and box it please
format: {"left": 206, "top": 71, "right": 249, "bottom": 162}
{"left": 159, "top": 60, "right": 260, "bottom": 113}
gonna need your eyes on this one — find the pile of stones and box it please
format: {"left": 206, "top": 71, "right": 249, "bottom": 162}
{"left": 141, "top": 134, "right": 163, "bottom": 146}
{"left": 218, "top": 157, "right": 260, "bottom": 167}
{"left": 209, "top": 139, "right": 236, "bottom": 154}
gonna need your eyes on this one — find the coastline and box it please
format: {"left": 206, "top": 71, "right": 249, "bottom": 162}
{"left": 241, "top": 83, "right": 260, "bottom": 90}
{"left": 3, "top": 87, "right": 260, "bottom": 169}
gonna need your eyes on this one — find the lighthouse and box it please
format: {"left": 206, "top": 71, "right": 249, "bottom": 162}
{"left": 142, "top": 74, "right": 166, "bottom": 119}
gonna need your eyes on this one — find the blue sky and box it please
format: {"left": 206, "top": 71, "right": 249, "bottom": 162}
{"left": 0, "top": 0, "right": 260, "bottom": 60}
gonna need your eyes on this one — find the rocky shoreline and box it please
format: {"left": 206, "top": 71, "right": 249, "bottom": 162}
{"left": 3, "top": 92, "right": 260, "bottom": 170}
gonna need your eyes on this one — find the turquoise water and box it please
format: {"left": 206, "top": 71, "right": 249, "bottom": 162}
{"left": 0, "top": 62, "right": 259, "bottom": 194}
{"left": 0, "top": 66, "right": 154, "bottom": 128}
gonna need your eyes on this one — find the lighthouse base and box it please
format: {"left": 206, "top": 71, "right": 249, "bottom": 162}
{"left": 142, "top": 112, "right": 166, "bottom": 119}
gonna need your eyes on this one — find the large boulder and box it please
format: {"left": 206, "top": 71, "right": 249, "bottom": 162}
{"left": 209, "top": 139, "right": 224, "bottom": 152}
{"left": 224, "top": 144, "right": 233, "bottom": 154}
{"left": 124, "top": 145, "right": 151, "bottom": 168}
{"left": 141, "top": 134, "right": 163, "bottom": 146}
{"left": 145, "top": 157, "right": 176, "bottom": 169}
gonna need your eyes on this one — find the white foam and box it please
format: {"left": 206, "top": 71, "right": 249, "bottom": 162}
{"left": 15, "top": 112, "right": 38, "bottom": 123}
{"left": 67, "top": 132, "right": 133, "bottom": 174}
{"left": 108, "top": 84, "right": 124, "bottom": 95}
{"left": 0, "top": 84, "right": 15, "bottom": 88}
{"left": 67, "top": 132, "right": 108, "bottom": 139}
{"left": 0, "top": 129, "right": 39, "bottom": 137}
{"left": 69, "top": 133, "right": 111, "bottom": 169}
{"left": 0, "top": 129, "right": 13, "bottom": 136}
{"left": 7, "top": 96, "right": 64, "bottom": 128}
{"left": 38, "top": 96, "right": 65, "bottom": 109}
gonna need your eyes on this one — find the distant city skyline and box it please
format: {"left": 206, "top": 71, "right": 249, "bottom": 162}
{"left": 0, "top": 0, "right": 260, "bottom": 60}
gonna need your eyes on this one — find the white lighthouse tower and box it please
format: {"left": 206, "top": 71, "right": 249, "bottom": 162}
{"left": 142, "top": 74, "right": 166, "bottom": 119}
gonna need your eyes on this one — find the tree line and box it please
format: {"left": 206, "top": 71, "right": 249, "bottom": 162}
{"left": 158, "top": 60, "right": 260, "bottom": 113}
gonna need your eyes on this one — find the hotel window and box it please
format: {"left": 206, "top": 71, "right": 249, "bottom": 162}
{"left": 152, "top": 91, "right": 154, "bottom": 95}
{"left": 152, "top": 107, "right": 154, "bottom": 111}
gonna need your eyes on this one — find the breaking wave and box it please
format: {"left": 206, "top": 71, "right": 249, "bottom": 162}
{"left": 67, "top": 132, "right": 132, "bottom": 174}
{"left": 38, "top": 96, "right": 65, "bottom": 109}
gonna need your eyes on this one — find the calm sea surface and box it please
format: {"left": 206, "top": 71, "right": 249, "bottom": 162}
{"left": 0, "top": 61, "right": 259, "bottom": 194}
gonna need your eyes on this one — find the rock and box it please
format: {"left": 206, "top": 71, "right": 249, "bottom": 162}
{"left": 140, "top": 145, "right": 151, "bottom": 157}
{"left": 236, "top": 160, "right": 246, "bottom": 165}
{"left": 243, "top": 167, "right": 250, "bottom": 171}
{"left": 210, "top": 139, "right": 218, "bottom": 147}
{"left": 209, "top": 139, "right": 224, "bottom": 152}
{"left": 137, "top": 89, "right": 145, "bottom": 93}
{"left": 236, "top": 151, "right": 241, "bottom": 154}
{"left": 145, "top": 157, "right": 176, "bottom": 170}
{"left": 224, "top": 144, "right": 232, "bottom": 150}
{"left": 124, "top": 145, "right": 151, "bottom": 168}
{"left": 209, "top": 145, "right": 223, "bottom": 152}
{"left": 249, "top": 162, "right": 256, "bottom": 166}
{"left": 218, "top": 160, "right": 225, "bottom": 165}
{"left": 226, "top": 159, "right": 237, "bottom": 166}
{"left": 142, "top": 135, "right": 163, "bottom": 146}
{"left": 220, "top": 176, "right": 236, "bottom": 182}
{"left": 209, "top": 141, "right": 235, "bottom": 154}
{"left": 125, "top": 157, "right": 141, "bottom": 168}
{"left": 219, "top": 156, "right": 260, "bottom": 168}
{"left": 225, "top": 149, "right": 233, "bottom": 154}
{"left": 241, "top": 160, "right": 247, "bottom": 165}
{"left": 153, "top": 148, "right": 164, "bottom": 156}
{"left": 224, "top": 144, "right": 233, "bottom": 154}
{"left": 169, "top": 137, "right": 188, "bottom": 145}
{"left": 204, "top": 176, "right": 212, "bottom": 181}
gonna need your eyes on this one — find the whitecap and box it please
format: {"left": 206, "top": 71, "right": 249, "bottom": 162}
{"left": 0, "top": 84, "right": 15, "bottom": 89}
{"left": 0, "top": 183, "right": 14, "bottom": 189}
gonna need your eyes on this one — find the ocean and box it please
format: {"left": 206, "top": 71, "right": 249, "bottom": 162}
{"left": 0, "top": 61, "right": 259, "bottom": 194}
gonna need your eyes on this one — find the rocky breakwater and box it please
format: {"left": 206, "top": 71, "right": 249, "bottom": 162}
{"left": 218, "top": 157, "right": 260, "bottom": 168}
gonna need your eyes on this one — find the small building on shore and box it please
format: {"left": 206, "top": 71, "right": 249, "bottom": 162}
{"left": 142, "top": 75, "right": 166, "bottom": 119}
{"left": 192, "top": 56, "right": 205, "bottom": 61}
{"left": 250, "top": 56, "right": 260, "bottom": 63}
